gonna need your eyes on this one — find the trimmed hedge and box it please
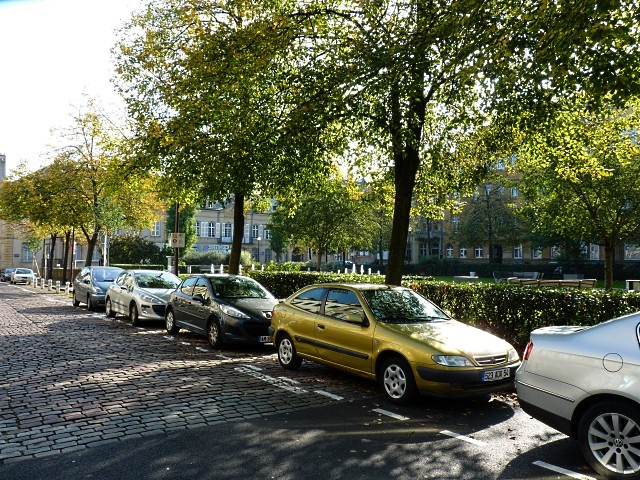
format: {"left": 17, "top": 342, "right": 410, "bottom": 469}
{"left": 245, "top": 271, "right": 640, "bottom": 352}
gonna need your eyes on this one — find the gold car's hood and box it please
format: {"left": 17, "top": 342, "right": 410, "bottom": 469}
{"left": 381, "top": 319, "right": 512, "bottom": 356}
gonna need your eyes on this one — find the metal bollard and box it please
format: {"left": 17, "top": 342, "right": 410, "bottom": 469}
{"left": 65, "top": 282, "right": 71, "bottom": 295}
{"left": 47, "top": 279, "right": 53, "bottom": 290}
{"left": 55, "top": 281, "right": 61, "bottom": 294}
{"left": 41, "top": 278, "right": 46, "bottom": 289}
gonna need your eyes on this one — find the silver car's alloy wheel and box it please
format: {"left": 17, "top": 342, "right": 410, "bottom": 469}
{"left": 587, "top": 411, "right": 640, "bottom": 476}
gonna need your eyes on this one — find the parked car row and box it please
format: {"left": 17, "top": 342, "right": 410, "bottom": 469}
{"left": 0, "top": 267, "right": 36, "bottom": 284}
{"left": 65, "top": 267, "right": 640, "bottom": 478}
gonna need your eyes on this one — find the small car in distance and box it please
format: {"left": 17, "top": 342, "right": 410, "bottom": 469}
{"left": 0, "top": 268, "right": 14, "bottom": 282}
{"left": 269, "top": 283, "right": 521, "bottom": 405}
{"left": 165, "top": 274, "right": 278, "bottom": 348}
{"left": 11, "top": 268, "right": 36, "bottom": 285}
{"left": 73, "top": 266, "right": 124, "bottom": 311}
{"left": 516, "top": 312, "right": 640, "bottom": 479}
{"left": 105, "top": 270, "right": 181, "bottom": 325}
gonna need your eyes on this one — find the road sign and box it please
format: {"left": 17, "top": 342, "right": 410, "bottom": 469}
{"left": 169, "top": 233, "right": 185, "bottom": 248}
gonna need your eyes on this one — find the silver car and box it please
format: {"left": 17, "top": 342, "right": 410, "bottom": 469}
{"left": 515, "top": 312, "right": 640, "bottom": 479}
{"left": 10, "top": 268, "right": 35, "bottom": 284}
{"left": 105, "top": 269, "right": 181, "bottom": 326}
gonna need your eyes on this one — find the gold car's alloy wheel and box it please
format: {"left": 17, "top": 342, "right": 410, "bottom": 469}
{"left": 380, "top": 357, "right": 416, "bottom": 405}
{"left": 277, "top": 334, "right": 302, "bottom": 370}
{"left": 579, "top": 401, "right": 640, "bottom": 478}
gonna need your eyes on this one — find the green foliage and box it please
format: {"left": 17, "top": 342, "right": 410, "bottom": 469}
{"left": 517, "top": 97, "right": 640, "bottom": 288}
{"left": 109, "top": 234, "right": 168, "bottom": 264}
{"left": 182, "top": 249, "right": 253, "bottom": 266}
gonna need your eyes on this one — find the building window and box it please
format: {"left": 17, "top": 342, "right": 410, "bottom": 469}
{"left": 252, "top": 224, "right": 260, "bottom": 238}
{"left": 496, "top": 159, "right": 505, "bottom": 170}
{"left": 513, "top": 243, "right": 523, "bottom": 259}
{"left": 264, "top": 229, "right": 271, "bottom": 240}
{"left": 551, "top": 245, "right": 561, "bottom": 258}
{"left": 474, "top": 246, "right": 483, "bottom": 259}
{"left": 207, "top": 222, "right": 215, "bottom": 238}
{"left": 21, "top": 243, "right": 33, "bottom": 262}
{"left": 419, "top": 242, "right": 428, "bottom": 258}
{"left": 452, "top": 215, "right": 460, "bottom": 233}
{"left": 625, "top": 244, "right": 640, "bottom": 260}
{"left": 511, "top": 187, "right": 519, "bottom": 198}
{"left": 446, "top": 244, "right": 454, "bottom": 258}
{"left": 532, "top": 248, "right": 542, "bottom": 260}
{"left": 151, "top": 221, "right": 161, "bottom": 237}
{"left": 223, "top": 223, "right": 232, "bottom": 239}
{"left": 459, "top": 245, "right": 467, "bottom": 259}
{"left": 590, "top": 243, "right": 600, "bottom": 261}
{"left": 195, "top": 221, "right": 201, "bottom": 237}
{"left": 405, "top": 241, "right": 412, "bottom": 262}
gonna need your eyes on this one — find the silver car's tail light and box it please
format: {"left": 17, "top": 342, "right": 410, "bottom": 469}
{"left": 523, "top": 341, "right": 534, "bottom": 361}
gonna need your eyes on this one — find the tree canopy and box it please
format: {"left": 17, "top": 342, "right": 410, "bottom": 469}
{"left": 114, "top": 0, "right": 640, "bottom": 284}
{"left": 517, "top": 96, "right": 640, "bottom": 288}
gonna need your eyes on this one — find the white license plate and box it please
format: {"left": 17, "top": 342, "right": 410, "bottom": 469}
{"left": 259, "top": 336, "right": 272, "bottom": 343}
{"left": 482, "top": 368, "right": 510, "bottom": 382}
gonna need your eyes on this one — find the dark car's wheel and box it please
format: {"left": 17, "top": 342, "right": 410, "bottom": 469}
{"left": 86, "top": 294, "right": 94, "bottom": 311}
{"left": 105, "top": 298, "right": 116, "bottom": 318}
{"left": 277, "top": 333, "right": 302, "bottom": 370}
{"left": 129, "top": 303, "right": 140, "bottom": 327}
{"left": 72, "top": 292, "right": 80, "bottom": 307}
{"left": 207, "top": 319, "right": 223, "bottom": 349}
{"left": 165, "top": 308, "right": 179, "bottom": 334}
{"left": 578, "top": 401, "right": 640, "bottom": 479}
{"left": 379, "top": 356, "right": 417, "bottom": 405}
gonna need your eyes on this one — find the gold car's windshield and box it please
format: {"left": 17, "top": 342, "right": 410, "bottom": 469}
{"left": 361, "top": 289, "right": 449, "bottom": 323}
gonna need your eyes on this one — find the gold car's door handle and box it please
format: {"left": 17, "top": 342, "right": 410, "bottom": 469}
{"left": 317, "top": 324, "right": 325, "bottom": 330}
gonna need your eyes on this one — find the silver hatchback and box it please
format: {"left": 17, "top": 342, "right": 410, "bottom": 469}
{"left": 105, "top": 270, "right": 181, "bottom": 326}
{"left": 516, "top": 312, "right": 640, "bottom": 479}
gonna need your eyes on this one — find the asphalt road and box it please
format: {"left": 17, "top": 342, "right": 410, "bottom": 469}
{"left": 0, "top": 281, "right": 602, "bottom": 479}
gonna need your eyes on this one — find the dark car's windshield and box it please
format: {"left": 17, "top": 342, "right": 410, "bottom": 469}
{"left": 210, "top": 277, "right": 274, "bottom": 299}
{"left": 361, "top": 288, "right": 449, "bottom": 323}
{"left": 135, "top": 272, "right": 180, "bottom": 289}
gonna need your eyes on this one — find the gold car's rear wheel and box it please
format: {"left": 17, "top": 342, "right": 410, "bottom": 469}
{"left": 379, "top": 356, "right": 417, "bottom": 405}
{"left": 277, "top": 333, "right": 302, "bottom": 370}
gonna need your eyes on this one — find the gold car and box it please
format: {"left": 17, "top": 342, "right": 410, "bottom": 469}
{"left": 269, "top": 283, "right": 520, "bottom": 404}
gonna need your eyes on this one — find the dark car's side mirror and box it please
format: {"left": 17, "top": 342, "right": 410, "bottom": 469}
{"left": 192, "top": 293, "right": 206, "bottom": 304}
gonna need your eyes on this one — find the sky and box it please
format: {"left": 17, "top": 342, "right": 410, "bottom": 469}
{"left": 0, "top": 0, "right": 143, "bottom": 175}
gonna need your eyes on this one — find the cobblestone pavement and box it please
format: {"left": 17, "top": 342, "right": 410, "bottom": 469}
{"left": 0, "top": 283, "right": 377, "bottom": 464}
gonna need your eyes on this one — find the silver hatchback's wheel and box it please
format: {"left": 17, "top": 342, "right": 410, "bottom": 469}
{"left": 129, "top": 303, "right": 140, "bottom": 326}
{"left": 105, "top": 298, "right": 116, "bottom": 318}
{"left": 277, "top": 333, "right": 302, "bottom": 370}
{"left": 379, "top": 356, "right": 417, "bottom": 405}
{"left": 578, "top": 401, "right": 640, "bottom": 479}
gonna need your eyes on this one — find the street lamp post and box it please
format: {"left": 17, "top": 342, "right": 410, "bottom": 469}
{"left": 256, "top": 236, "right": 262, "bottom": 264}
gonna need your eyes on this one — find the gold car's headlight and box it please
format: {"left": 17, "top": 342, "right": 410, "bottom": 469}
{"left": 432, "top": 355, "right": 474, "bottom": 367}
{"left": 508, "top": 348, "right": 520, "bottom": 362}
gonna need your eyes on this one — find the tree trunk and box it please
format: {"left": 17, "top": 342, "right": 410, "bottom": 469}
{"left": 228, "top": 192, "right": 244, "bottom": 275}
{"left": 48, "top": 234, "right": 57, "bottom": 279}
{"left": 62, "top": 230, "right": 71, "bottom": 283}
{"left": 83, "top": 229, "right": 100, "bottom": 267}
{"left": 604, "top": 240, "right": 615, "bottom": 289}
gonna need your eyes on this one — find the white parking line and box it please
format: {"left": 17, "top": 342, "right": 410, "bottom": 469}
{"left": 314, "top": 390, "right": 344, "bottom": 401}
{"left": 532, "top": 461, "right": 596, "bottom": 480}
{"left": 440, "top": 430, "right": 487, "bottom": 446}
{"left": 195, "top": 347, "right": 209, "bottom": 353}
{"left": 372, "top": 408, "right": 409, "bottom": 421}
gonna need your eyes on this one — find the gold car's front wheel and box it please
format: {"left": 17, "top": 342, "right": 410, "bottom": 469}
{"left": 277, "top": 333, "right": 302, "bottom": 370}
{"left": 379, "top": 356, "right": 417, "bottom": 405}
